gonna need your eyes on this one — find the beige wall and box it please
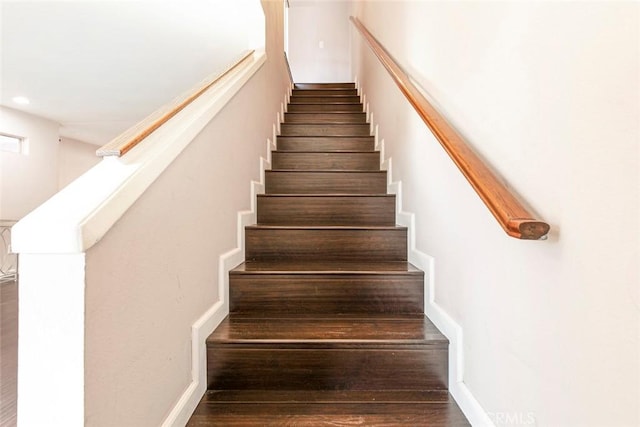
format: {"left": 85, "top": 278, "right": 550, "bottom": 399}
{"left": 58, "top": 137, "right": 100, "bottom": 190}
{"left": 288, "top": 0, "right": 351, "bottom": 82}
{"left": 352, "top": 1, "right": 639, "bottom": 426}
{"left": 0, "top": 109, "right": 99, "bottom": 220}
{"left": 83, "top": 1, "right": 290, "bottom": 425}
{"left": 0, "top": 106, "right": 59, "bottom": 220}
{"left": 3, "top": 0, "right": 266, "bottom": 146}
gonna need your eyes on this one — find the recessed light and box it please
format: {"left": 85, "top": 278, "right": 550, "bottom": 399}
{"left": 12, "top": 96, "right": 30, "bottom": 105}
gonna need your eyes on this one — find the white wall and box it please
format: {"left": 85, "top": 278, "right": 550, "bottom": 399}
{"left": 351, "top": 1, "right": 639, "bottom": 426}
{"left": 58, "top": 137, "right": 100, "bottom": 190}
{"left": 82, "top": 2, "right": 289, "bottom": 425}
{"left": 288, "top": 0, "right": 351, "bottom": 82}
{"left": 0, "top": 108, "right": 103, "bottom": 219}
{"left": 0, "top": 107, "right": 59, "bottom": 220}
{"left": 2, "top": 0, "right": 265, "bottom": 145}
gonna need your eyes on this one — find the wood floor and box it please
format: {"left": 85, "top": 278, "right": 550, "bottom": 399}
{"left": 187, "top": 83, "right": 469, "bottom": 426}
{"left": 0, "top": 279, "right": 17, "bottom": 427}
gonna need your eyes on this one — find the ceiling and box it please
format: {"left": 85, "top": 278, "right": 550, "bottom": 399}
{"left": 0, "top": 0, "right": 260, "bottom": 145}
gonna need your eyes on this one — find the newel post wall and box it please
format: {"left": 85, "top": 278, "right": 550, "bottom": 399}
{"left": 17, "top": 254, "right": 86, "bottom": 425}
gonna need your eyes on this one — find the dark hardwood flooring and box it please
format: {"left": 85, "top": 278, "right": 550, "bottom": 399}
{"left": 0, "top": 279, "right": 17, "bottom": 427}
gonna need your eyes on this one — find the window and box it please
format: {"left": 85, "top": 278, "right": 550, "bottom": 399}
{"left": 0, "top": 133, "right": 25, "bottom": 154}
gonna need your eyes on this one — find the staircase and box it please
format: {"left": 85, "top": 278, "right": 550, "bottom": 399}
{"left": 187, "top": 83, "right": 470, "bottom": 426}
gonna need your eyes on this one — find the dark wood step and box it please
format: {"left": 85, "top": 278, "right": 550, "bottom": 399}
{"left": 257, "top": 194, "right": 395, "bottom": 225}
{"left": 236, "top": 260, "right": 421, "bottom": 273}
{"left": 230, "top": 266, "right": 423, "bottom": 317}
{"left": 265, "top": 170, "right": 387, "bottom": 194}
{"left": 277, "top": 136, "right": 374, "bottom": 152}
{"left": 271, "top": 151, "right": 379, "bottom": 171}
{"left": 288, "top": 103, "right": 363, "bottom": 112}
{"left": 280, "top": 123, "right": 370, "bottom": 137}
{"left": 292, "top": 88, "right": 358, "bottom": 96}
{"left": 188, "top": 396, "right": 470, "bottom": 427}
{"left": 284, "top": 112, "right": 366, "bottom": 123}
{"left": 294, "top": 82, "right": 356, "bottom": 89}
{"left": 245, "top": 225, "right": 407, "bottom": 262}
{"left": 289, "top": 96, "right": 361, "bottom": 104}
{"left": 209, "top": 317, "right": 445, "bottom": 344}
{"left": 197, "top": 389, "right": 451, "bottom": 403}
{"left": 207, "top": 317, "right": 447, "bottom": 391}
{"left": 257, "top": 194, "right": 393, "bottom": 225}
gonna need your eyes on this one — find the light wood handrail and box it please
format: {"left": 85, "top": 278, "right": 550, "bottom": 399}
{"left": 284, "top": 51, "right": 294, "bottom": 84}
{"left": 350, "top": 17, "right": 549, "bottom": 240}
{"left": 97, "top": 50, "right": 255, "bottom": 157}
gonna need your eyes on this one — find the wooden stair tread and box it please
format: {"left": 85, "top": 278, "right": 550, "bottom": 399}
{"left": 292, "top": 87, "right": 358, "bottom": 96}
{"left": 281, "top": 122, "right": 369, "bottom": 126}
{"left": 264, "top": 170, "right": 388, "bottom": 195}
{"left": 271, "top": 149, "right": 380, "bottom": 155}
{"left": 276, "top": 136, "right": 375, "bottom": 152}
{"left": 200, "top": 389, "right": 450, "bottom": 403}
{"left": 290, "top": 96, "right": 360, "bottom": 100}
{"left": 294, "top": 82, "right": 356, "bottom": 89}
{"left": 230, "top": 261, "right": 424, "bottom": 317}
{"left": 290, "top": 94, "right": 359, "bottom": 98}
{"left": 208, "top": 317, "right": 447, "bottom": 345}
{"left": 258, "top": 193, "right": 391, "bottom": 197}
{"left": 245, "top": 225, "right": 406, "bottom": 261}
{"left": 232, "top": 260, "right": 421, "bottom": 274}
{"left": 288, "top": 103, "right": 364, "bottom": 112}
{"left": 266, "top": 169, "right": 387, "bottom": 175}
{"left": 287, "top": 101, "right": 363, "bottom": 105}
{"left": 272, "top": 150, "right": 378, "bottom": 154}
{"left": 284, "top": 112, "right": 364, "bottom": 115}
{"left": 277, "top": 136, "right": 374, "bottom": 142}
{"left": 287, "top": 102, "right": 363, "bottom": 108}
{"left": 191, "top": 390, "right": 470, "bottom": 426}
{"left": 280, "top": 123, "right": 370, "bottom": 136}
{"left": 188, "top": 399, "right": 470, "bottom": 427}
{"left": 283, "top": 115, "right": 366, "bottom": 124}
{"left": 284, "top": 112, "right": 365, "bottom": 118}
{"left": 289, "top": 98, "right": 361, "bottom": 104}
{"left": 267, "top": 169, "right": 383, "bottom": 173}
{"left": 246, "top": 225, "right": 406, "bottom": 230}
{"left": 257, "top": 194, "right": 395, "bottom": 226}
{"left": 277, "top": 136, "right": 374, "bottom": 139}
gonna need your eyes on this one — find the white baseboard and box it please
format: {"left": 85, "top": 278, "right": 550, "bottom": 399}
{"left": 370, "top": 94, "right": 494, "bottom": 427}
{"left": 161, "top": 112, "right": 279, "bottom": 427}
